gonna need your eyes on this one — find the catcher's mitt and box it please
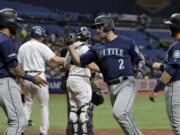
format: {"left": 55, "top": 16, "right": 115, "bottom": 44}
{"left": 91, "top": 89, "right": 104, "bottom": 106}
{"left": 64, "top": 24, "right": 77, "bottom": 45}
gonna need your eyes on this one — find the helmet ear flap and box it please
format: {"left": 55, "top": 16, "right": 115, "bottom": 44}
{"left": 103, "top": 22, "right": 113, "bottom": 32}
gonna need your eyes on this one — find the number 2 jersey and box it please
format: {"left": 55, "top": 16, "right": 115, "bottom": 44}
{"left": 80, "top": 36, "right": 143, "bottom": 82}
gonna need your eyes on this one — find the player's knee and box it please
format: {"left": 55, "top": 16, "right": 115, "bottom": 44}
{"left": 112, "top": 110, "right": 128, "bottom": 122}
{"left": 9, "top": 118, "right": 28, "bottom": 128}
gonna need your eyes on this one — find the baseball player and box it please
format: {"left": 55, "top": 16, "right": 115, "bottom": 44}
{"left": 0, "top": 8, "right": 47, "bottom": 135}
{"left": 64, "top": 26, "right": 98, "bottom": 135}
{"left": 18, "top": 26, "right": 64, "bottom": 135}
{"left": 149, "top": 13, "right": 180, "bottom": 135}
{"left": 65, "top": 15, "right": 145, "bottom": 135}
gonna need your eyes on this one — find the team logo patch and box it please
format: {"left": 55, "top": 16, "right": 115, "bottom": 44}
{"left": 173, "top": 50, "right": 180, "bottom": 59}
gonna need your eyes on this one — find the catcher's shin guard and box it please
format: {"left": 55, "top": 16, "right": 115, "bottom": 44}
{"left": 79, "top": 103, "right": 90, "bottom": 135}
{"left": 69, "top": 107, "right": 79, "bottom": 135}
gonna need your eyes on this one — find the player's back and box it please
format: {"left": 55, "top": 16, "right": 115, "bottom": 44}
{"left": 18, "top": 39, "right": 53, "bottom": 72}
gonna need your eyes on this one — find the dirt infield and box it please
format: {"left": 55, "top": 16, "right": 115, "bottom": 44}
{"left": 9, "top": 129, "right": 173, "bottom": 135}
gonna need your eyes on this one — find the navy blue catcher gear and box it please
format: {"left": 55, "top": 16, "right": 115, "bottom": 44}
{"left": 77, "top": 26, "right": 91, "bottom": 41}
{"left": 92, "top": 15, "right": 115, "bottom": 32}
{"left": 31, "top": 26, "right": 47, "bottom": 38}
{"left": 0, "top": 8, "right": 22, "bottom": 35}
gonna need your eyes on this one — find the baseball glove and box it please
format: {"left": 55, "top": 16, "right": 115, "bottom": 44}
{"left": 64, "top": 24, "right": 77, "bottom": 45}
{"left": 91, "top": 89, "right": 104, "bottom": 106}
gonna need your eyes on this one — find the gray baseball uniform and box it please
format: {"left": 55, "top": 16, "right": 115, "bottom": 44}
{"left": 78, "top": 36, "right": 144, "bottom": 135}
{"left": 164, "top": 39, "right": 180, "bottom": 135}
{"left": 0, "top": 31, "right": 27, "bottom": 135}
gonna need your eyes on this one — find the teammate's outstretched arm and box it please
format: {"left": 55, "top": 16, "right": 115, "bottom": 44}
{"left": 146, "top": 60, "right": 166, "bottom": 72}
{"left": 149, "top": 65, "right": 174, "bottom": 102}
{"left": 9, "top": 64, "right": 47, "bottom": 87}
{"left": 86, "top": 62, "right": 100, "bottom": 73}
{"left": 48, "top": 56, "right": 65, "bottom": 67}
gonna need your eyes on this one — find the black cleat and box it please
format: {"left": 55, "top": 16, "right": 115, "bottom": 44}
{"left": 28, "top": 119, "right": 33, "bottom": 126}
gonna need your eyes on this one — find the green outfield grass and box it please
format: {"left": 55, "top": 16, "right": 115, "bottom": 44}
{"left": 0, "top": 94, "right": 171, "bottom": 132}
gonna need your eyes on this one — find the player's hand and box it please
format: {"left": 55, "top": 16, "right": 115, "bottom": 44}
{"left": 64, "top": 33, "right": 77, "bottom": 46}
{"left": 149, "top": 91, "right": 159, "bottom": 102}
{"left": 33, "top": 72, "right": 47, "bottom": 87}
{"left": 63, "top": 24, "right": 76, "bottom": 46}
{"left": 135, "top": 68, "right": 144, "bottom": 79}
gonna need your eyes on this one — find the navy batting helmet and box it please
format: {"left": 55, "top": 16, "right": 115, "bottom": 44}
{"left": 92, "top": 15, "right": 115, "bottom": 32}
{"left": 165, "top": 13, "right": 180, "bottom": 33}
{"left": 31, "top": 26, "right": 47, "bottom": 38}
{"left": 0, "top": 8, "right": 22, "bottom": 34}
{"left": 77, "top": 26, "right": 91, "bottom": 41}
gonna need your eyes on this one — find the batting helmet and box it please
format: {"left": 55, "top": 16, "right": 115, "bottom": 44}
{"left": 92, "top": 15, "right": 115, "bottom": 32}
{"left": 0, "top": 8, "right": 22, "bottom": 34}
{"left": 31, "top": 26, "right": 47, "bottom": 38}
{"left": 164, "top": 13, "right": 180, "bottom": 33}
{"left": 77, "top": 26, "right": 91, "bottom": 41}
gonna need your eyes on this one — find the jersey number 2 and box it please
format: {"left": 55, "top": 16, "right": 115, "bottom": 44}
{"left": 119, "top": 59, "right": 124, "bottom": 69}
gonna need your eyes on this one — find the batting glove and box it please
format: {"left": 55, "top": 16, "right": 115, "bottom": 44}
{"left": 135, "top": 68, "right": 144, "bottom": 79}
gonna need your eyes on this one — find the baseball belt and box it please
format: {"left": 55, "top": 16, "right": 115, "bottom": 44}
{"left": 107, "top": 76, "right": 128, "bottom": 86}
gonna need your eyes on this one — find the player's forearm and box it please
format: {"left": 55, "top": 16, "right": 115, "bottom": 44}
{"left": 87, "top": 62, "right": 100, "bottom": 72}
{"left": 68, "top": 45, "right": 81, "bottom": 66}
{"left": 50, "top": 56, "right": 65, "bottom": 66}
{"left": 9, "top": 64, "right": 24, "bottom": 78}
{"left": 152, "top": 62, "right": 162, "bottom": 69}
{"left": 9, "top": 64, "right": 35, "bottom": 82}
{"left": 137, "top": 60, "right": 145, "bottom": 69}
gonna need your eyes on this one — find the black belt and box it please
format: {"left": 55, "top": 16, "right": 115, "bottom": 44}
{"left": 107, "top": 76, "right": 128, "bottom": 86}
{"left": 25, "top": 71, "right": 42, "bottom": 73}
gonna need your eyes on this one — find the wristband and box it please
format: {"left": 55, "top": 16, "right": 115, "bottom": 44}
{"left": 159, "top": 64, "right": 165, "bottom": 72}
{"left": 154, "top": 80, "right": 165, "bottom": 92}
{"left": 23, "top": 73, "right": 35, "bottom": 82}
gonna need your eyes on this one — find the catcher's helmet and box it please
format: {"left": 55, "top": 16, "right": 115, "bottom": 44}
{"left": 0, "top": 8, "right": 22, "bottom": 34}
{"left": 165, "top": 13, "right": 180, "bottom": 32}
{"left": 77, "top": 26, "right": 91, "bottom": 41}
{"left": 92, "top": 15, "right": 115, "bottom": 32}
{"left": 31, "top": 26, "right": 47, "bottom": 38}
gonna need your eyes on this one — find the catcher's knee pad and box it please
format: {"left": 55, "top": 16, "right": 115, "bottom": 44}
{"left": 79, "top": 103, "right": 90, "bottom": 123}
{"left": 69, "top": 107, "right": 78, "bottom": 123}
